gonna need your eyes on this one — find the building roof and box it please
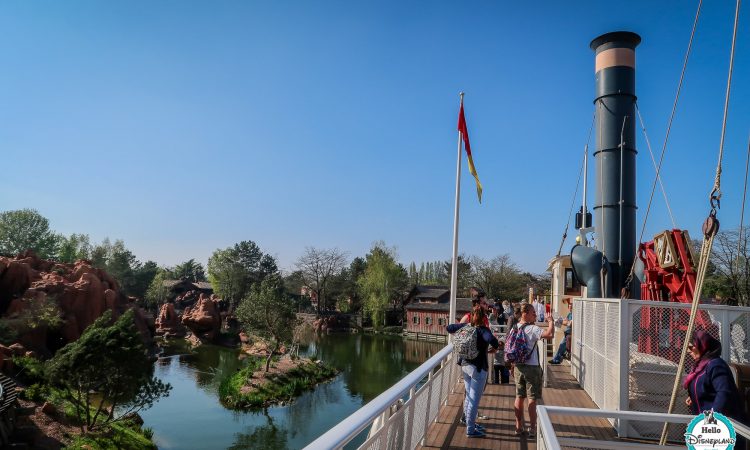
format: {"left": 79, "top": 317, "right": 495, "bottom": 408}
{"left": 192, "top": 281, "right": 213, "bottom": 290}
{"left": 405, "top": 297, "right": 472, "bottom": 313}
{"left": 162, "top": 279, "right": 188, "bottom": 288}
{"left": 162, "top": 279, "right": 213, "bottom": 291}
{"left": 406, "top": 285, "right": 450, "bottom": 304}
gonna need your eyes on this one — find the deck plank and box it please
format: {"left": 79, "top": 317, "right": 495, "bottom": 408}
{"left": 416, "top": 363, "right": 617, "bottom": 449}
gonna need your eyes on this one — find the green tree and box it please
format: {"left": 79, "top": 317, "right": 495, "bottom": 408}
{"left": 86, "top": 238, "right": 157, "bottom": 299}
{"left": 208, "top": 241, "right": 278, "bottom": 310}
{"left": 0, "top": 209, "right": 60, "bottom": 258}
{"left": 172, "top": 259, "right": 206, "bottom": 282}
{"left": 131, "top": 260, "right": 160, "bottom": 300}
{"left": 343, "top": 257, "right": 367, "bottom": 313}
{"left": 443, "top": 255, "right": 471, "bottom": 295}
{"left": 235, "top": 277, "right": 297, "bottom": 372}
{"left": 145, "top": 270, "right": 172, "bottom": 310}
{"left": 358, "top": 242, "right": 407, "bottom": 328}
{"left": 57, "top": 233, "right": 93, "bottom": 263}
{"left": 408, "top": 261, "right": 418, "bottom": 285}
{"left": 46, "top": 310, "right": 171, "bottom": 431}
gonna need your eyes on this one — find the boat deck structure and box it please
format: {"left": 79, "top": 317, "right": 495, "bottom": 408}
{"left": 418, "top": 363, "right": 619, "bottom": 450}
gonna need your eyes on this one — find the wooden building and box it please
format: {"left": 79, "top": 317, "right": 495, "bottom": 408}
{"left": 162, "top": 279, "right": 214, "bottom": 296}
{"left": 404, "top": 285, "right": 473, "bottom": 338}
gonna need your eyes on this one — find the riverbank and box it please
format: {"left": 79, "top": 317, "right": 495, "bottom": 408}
{"left": 219, "top": 355, "right": 338, "bottom": 409}
{"left": 9, "top": 356, "right": 157, "bottom": 450}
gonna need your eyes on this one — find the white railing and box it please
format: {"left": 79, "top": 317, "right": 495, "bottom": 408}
{"left": 537, "top": 405, "right": 750, "bottom": 449}
{"left": 571, "top": 297, "right": 750, "bottom": 439}
{"left": 305, "top": 344, "right": 458, "bottom": 450}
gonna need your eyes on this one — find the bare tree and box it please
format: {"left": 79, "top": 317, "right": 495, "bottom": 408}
{"left": 295, "top": 247, "right": 349, "bottom": 314}
{"left": 705, "top": 228, "right": 750, "bottom": 305}
{"left": 468, "top": 254, "right": 526, "bottom": 299}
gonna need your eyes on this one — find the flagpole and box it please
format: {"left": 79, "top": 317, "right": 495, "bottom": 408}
{"left": 449, "top": 92, "right": 464, "bottom": 334}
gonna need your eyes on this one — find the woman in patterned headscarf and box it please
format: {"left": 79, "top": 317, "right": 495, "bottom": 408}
{"left": 684, "top": 330, "right": 745, "bottom": 424}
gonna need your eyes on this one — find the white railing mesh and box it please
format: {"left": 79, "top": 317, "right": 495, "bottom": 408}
{"left": 572, "top": 299, "right": 620, "bottom": 415}
{"left": 306, "top": 344, "right": 458, "bottom": 450}
{"left": 572, "top": 298, "right": 750, "bottom": 441}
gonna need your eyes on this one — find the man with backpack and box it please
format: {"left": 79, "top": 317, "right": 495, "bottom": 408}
{"left": 505, "top": 303, "right": 554, "bottom": 437}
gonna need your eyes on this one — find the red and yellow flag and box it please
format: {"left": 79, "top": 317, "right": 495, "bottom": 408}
{"left": 457, "top": 100, "right": 483, "bottom": 203}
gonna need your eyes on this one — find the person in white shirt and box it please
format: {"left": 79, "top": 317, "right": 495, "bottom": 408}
{"left": 513, "top": 303, "right": 554, "bottom": 437}
{"left": 531, "top": 298, "right": 545, "bottom": 323}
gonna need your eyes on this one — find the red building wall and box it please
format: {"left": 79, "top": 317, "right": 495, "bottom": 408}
{"left": 406, "top": 310, "right": 464, "bottom": 335}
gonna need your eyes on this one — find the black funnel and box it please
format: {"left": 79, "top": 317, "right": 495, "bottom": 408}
{"left": 588, "top": 31, "right": 640, "bottom": 297}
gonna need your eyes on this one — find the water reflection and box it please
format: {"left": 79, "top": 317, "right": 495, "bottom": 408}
{"left": 142, "top": 334, "right": 443, "bottom": 449}
{"left": 228, "top": 412, "right": 289, "bottom": 450}
{"left": 300, "top": 334, "right": 441, "bottom": 402}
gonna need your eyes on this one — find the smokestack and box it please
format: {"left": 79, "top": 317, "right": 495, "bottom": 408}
{"left": 572, "top": 31, "right": 640, "bottom": 298}
{"left": 592, "top": 31, "right": 640, "bottom": 296}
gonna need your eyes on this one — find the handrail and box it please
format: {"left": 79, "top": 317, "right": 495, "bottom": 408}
{"left": 305, "top": 343, "right": 454, "bottom": 450}
{"left": 537, "top": 406, "right": 750, "bottom": 450}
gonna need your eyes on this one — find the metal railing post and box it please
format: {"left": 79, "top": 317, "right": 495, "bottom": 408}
{"left": 618, "top": 298, "right": 630, "bottom": 437}
{"left": 720, "top": 308, "right": 731, "bottom": 361}
{"left": 404, "top": 386, "right": 416, "bottom": 448}
{"left": 421, "top": 371, "right": 434, "bottom": 446}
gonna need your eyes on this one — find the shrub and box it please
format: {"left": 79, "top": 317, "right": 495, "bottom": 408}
{"left": 20, "top": 383, "right": 50, "bottom": 402}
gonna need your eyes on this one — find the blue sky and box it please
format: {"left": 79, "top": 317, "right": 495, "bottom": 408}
{"left": 0, "top": 1, "right": 748, "bottom": 274}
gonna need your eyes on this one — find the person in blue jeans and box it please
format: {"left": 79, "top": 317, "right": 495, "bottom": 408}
{"left": 447, "top": 306, "right": 499, "bottom": 438}
{"left": 550, "top": 300, "right": 572, "bottom": 365}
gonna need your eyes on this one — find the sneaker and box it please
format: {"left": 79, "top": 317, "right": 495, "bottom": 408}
{"left": 477, "top": 414, "right": 489, "bottom": 420}
{"left": 474, "top": 424, "right": 485, "bottom": 432}
{"left": 527, "top": 426, "right": 536, "bottom": 438}
{"left": 466, "top": 429, "right": 486, "bottom": 438}
{"left": 549, "top": 359, "right": 561, "bottom": 365}
{"left": 459, "top": 416, "right": 466, "bottom": 425}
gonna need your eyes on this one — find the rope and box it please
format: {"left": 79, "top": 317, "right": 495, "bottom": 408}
{"left": 635, "top": 105, "right": 677, "bottom": 228}
{"left": 737, "top": 133, "right": 750, "bottom": 271}
{"left": 659, "top": 221, "right": 718, "bottom": 444}
{"left": 660, "top": 0, "right": 741, "bottom": 443}
{"left": 621, "top": 0, "right": 704, "bottom": 295}
{"left": 710, "top": 0, "right": 741, "bottom": 211}
{"left": 556, "top": 113, "right": 596, "bottom": 257}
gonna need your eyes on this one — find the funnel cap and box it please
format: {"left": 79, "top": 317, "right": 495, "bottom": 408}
{"left": 590, "top": 31, "right": 641, "bottom": 52}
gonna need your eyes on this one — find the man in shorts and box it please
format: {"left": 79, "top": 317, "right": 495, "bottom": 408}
{"left": 513, "top": 303, "right": 554, "bottom": 437}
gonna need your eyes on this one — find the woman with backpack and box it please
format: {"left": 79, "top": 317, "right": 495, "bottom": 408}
{"left": 446, "top": 306, "right": 499, "bottom": 438}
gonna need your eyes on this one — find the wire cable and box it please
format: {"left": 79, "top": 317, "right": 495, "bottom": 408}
{"left": 556, "top": 112, "right": 596, "bottom": 257}
{"left": 622, "top": 0, "right": 703, "bottom": 294}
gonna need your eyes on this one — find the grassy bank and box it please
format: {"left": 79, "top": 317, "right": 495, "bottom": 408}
{"left": 64, "top": 421, "right": 156, "bottom": 450}
{"left": 13, "top": 356, "right": 157, "bottom": 450}
{"left": 219, "top": 356, "right": 338, "bottom": 409}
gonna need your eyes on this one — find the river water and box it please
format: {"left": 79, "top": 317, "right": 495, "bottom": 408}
{"left": 140, "top": 333, "right": 444, "bottom": 449}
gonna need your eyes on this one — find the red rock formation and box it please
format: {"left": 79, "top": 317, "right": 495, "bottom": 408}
{"left": 0, "top": 251, "right": 151, "bottom": 356}
{"left": 155, "top": 303, "right": 185, "bottom": 338}
{"left": 174, "top": 290, "right": 201, "bottom": 310}
{"left": 181, "top": 294, "right": 222, "bottom": 343}
{"left": 313, "top": 315, "right": 348, "bottom": 333}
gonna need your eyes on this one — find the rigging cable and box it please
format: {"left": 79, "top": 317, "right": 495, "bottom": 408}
{"left": 556, "top": 112, "right": 596, "bottom": 258}
{"left": 635, "top": 105, "right": 677, "bottom": 229}
{"left": 621, "top": 0, "right": 704, "bottom": 295}
{"left": 737, "top": 133, "right": 750, "bottom": 301}
{"left": 660, "top": 0, "right": 741, "bottom": 444}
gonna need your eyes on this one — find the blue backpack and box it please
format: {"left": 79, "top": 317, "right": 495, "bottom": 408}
{"left": 504, "top": 324, "right": 536, "bottom": 364}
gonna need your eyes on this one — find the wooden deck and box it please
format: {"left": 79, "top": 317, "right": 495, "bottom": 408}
{"left": 418, "top": 363, "right": 618, "bottom": 449}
